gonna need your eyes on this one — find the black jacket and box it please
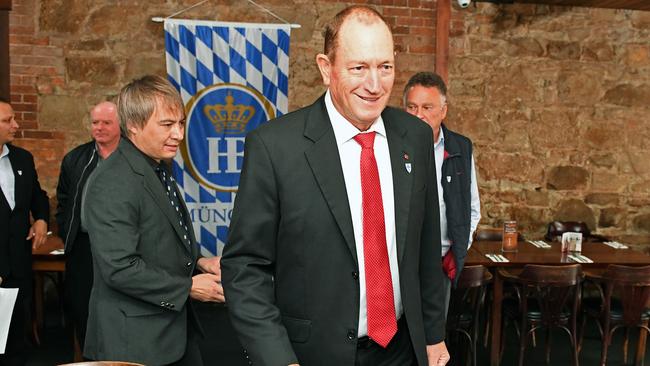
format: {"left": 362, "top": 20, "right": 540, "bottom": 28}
{"left": 0, "top": 144, "right": 49, "bottom": 284}
{"left": 440, "top": 124, "right": 474, "bottom": 286}
{"left": 56, "top": 141, "right": 98, "bottom": 252}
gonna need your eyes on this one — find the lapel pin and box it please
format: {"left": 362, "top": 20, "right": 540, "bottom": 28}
{"left": 403, "top": 153, "right": 409, "bottom": 160}
{"left": 405, "top": 163, "right": 412, "bottom": 173}
{"left": 17, "top": 170, "right": 22, "bottom": 176}
{"left": 446, "top": 176, "right": 451, "bottom": 183}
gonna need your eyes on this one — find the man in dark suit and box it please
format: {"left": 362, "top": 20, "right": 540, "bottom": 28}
{"left": 0, "top": 98, "right": 49, "bottom": 366}
{"left": 82, "top": 75, "right": 224, "bottom": 366}
{"left": 56, "top": 101, "right": 121, "bottom": 351}
{"left": 222, "top": 6, "right": 449, "bottom": 366}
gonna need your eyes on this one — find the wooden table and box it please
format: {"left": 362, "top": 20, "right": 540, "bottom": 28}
{"left": 467, "top": 240, "right": 650, "bottom": 366}
{"left": 31, "top": 235, "right": 65, "bottom": 344}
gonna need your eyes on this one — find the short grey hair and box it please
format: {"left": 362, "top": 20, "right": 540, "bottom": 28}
{"left": 117, "top": 75, "right": 184, "bottom": 136}
{"left": 402, "top": 71, "right": 447, "bottom": 107}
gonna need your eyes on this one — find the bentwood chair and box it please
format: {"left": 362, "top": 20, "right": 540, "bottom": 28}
{"left": 446, "top": 265, "right": 493, "bottom": 366}
{"left": 545, "top": 221, "right": 608, "bottom": 242}
{"left": 58, "top": 362, "right": 145, "bottom": 366}
{"left": 500, "top": 264, "right": 583, "bottom": 366}
{"left": 580, "top": 265, "right": 650, "bottom": 366}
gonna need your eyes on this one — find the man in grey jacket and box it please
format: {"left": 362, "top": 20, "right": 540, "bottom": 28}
{"left": 83, "top": 75, "right": 223, "bottom": 365}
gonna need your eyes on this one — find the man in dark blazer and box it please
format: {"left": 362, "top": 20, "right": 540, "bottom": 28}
{"left": 222, "top": 6, "right": 449, "bottom": 366}
{"left": 56, "top": 101, "right": 121, "bottom": 351}
{"left": 0, "top": 98, "right": 49, "bottom": 366}
{"left": 82, "top": 75, "right": 224, "bottom": 366}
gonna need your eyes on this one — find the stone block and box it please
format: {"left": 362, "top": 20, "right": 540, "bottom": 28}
{"left": 591, "top": 172, "right": 627, "bottom": 192}
{"left": 125, "top": 57, "right": 165, "bottom": 81}
{"left": 625, "top": 43, "right": 650, "bottom": 68}
{"left": 69, "top": 39, "right": 106, "bottom": 52}
{"left": 524, "top": 189, "right": 549, "bottom": 207}
{"left": 633, "top": 213, "right": 650, "bottom": 233}
{"left": 589, "top": 152, "right": 616, "bottom": 168}
{"left": 478, "top": 152, "right": 544, "bottom": 185}
{"left": 547, "top": 165, "right": 589, "bottom": 190}
{"left": 547, "top": 40, "right": 580, "bottom": 60}
{"left": 599, "top": 207, "right": 625, "bottom": 228}
{"left": 581, "top": 41, "right": 614, "bottom": 62}
{"left": 65, "top": 57, "right": 119, "bottom": 86}
{"left": 557, "top": 69, "right": 603, "bottom": 106}
{"left": 553, "top": 198, "right": 596, "bottom": 230}
{"left": 585, "top": 193, "right": 620, "bottom": 206}
{"left": 603, "top": 84, "right": 650, "bottom": 107}
{"left": 39, "top": 0, "right": 89, "bottom": 33}
{"left": 506, "top": 38, "right": 544, "bottom": 58}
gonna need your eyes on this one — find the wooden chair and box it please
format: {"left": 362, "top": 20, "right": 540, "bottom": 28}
{"left": 58, "top": 362, "right": 145, "bottom": 366}
{"left": 545, "top": 221, "right": 608, "bottom": 242}
{"left": 580, "top": 265, "right": 650, "bottom": 366}
{"left": 446, "top": 265, "right": 492, "bottom": 366}
{"left": 500, "top": 264, "right": 583, "bottom": 366}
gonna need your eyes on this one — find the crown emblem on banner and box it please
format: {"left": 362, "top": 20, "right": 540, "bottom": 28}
{"left": 204, "top": 93, "right": 255, "bottom": 134}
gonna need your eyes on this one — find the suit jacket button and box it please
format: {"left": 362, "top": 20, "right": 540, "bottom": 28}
{"left": 160, "top": 301, "right": 166, "bottom": 307}
{"left": 347, "top": 330, "right": 356, "bottom": 340}
{"left": 352, "top": 271, "right": 359, "bottom": 280}
{"left": 186, "top": 261, "right": 192, "bottom": 267}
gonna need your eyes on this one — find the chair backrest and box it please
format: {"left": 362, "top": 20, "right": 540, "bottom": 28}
{"left": 58, "top": 362, "right": 145, "bottom": 366}
{"left": 518, "top": 264, "right": 583, "bottom": 325}
{"left": 545, "top": 221, "right": 593, "bottom": 242}
{"left": 474, "top": 228, "right": 503, "bottom": 242}
{"left": 601, "top": 265, "right": 650, "bottom": 326}
{"left": 447, "top": 265, "right": 492, "bottom": 330}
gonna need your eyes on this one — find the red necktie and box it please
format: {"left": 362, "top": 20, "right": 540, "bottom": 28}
{"left": 354, "top": 132, "right": 397, "bottom": 348}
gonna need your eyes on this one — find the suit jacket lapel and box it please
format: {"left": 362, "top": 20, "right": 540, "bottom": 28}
{"left": 384, "top": 114, "right": 412, "bottom": 264}
{"left": 120, "top": 141, "right": 192, "bottom": 255}
{"left": 303, "top": 97, "right": 357, "bottom": 264}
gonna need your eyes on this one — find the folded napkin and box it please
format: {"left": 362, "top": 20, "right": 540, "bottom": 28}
{"left": 527, "top": 240, "right": 551, "bottom": 249}
{"left": 485, "top": 253, "right": 510, "bottom": 263}
{"left": 603, "top": 241, "right": 629, "bottom": 249}
{"left": 567, "top": 254, "right": 594, "bottom": 263}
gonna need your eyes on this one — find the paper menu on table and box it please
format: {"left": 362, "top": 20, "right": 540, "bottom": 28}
{"left": 0, "top": 287, "right": 19, "bottom": 354}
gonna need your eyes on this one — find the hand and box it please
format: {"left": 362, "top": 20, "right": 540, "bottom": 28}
{"left": 190, "top": 273, "right": 225, "bottom": 303}
{"left": 28, "top": 219, "right": 48, "bottom": 250}
{"left": 197, "top": 256, "right": 221, "bottom": 280}
{"left": 427, "top": 341, "right": 450, "bottom": 366}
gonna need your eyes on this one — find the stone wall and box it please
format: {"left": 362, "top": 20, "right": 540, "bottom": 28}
{"left": 447, "top": 3, "right": 650, "bottom": 246}
{"left": 7, "top": 0, "right": 650, "bottom": 247}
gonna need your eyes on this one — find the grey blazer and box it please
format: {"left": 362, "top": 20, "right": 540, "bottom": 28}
{"left": 83, "top": 139, "right": 200, "bottom": 365}
{"left": 222, "top": 96, "right": 446, "bottom": 366}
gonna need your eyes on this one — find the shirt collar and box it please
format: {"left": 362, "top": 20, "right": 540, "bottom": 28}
{"left": 324, "top": 90, "right": 386, "bottom": 146}
{"left": 0, "top": 144, "right": 8, "bottom": 159}
{"left": 434, "top": 127, "right": 445, "bottom": 149}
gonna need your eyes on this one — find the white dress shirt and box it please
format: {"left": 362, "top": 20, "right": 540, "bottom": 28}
{"left": 0, "top": 144, "right": 15, "bottom": 210}
{"left": 325, "top": 90, "right": 402, "bottom": 338}
{"left": 434, "top": 128, "right": 481, "bottom": 257}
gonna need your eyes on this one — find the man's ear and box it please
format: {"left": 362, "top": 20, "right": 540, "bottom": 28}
{"left": 315, "top": 53, "right": 332, "bottom": 86}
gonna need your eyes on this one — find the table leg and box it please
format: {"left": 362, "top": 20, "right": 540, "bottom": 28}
{"left": 32, "top": 272, "right": 44, "bottom": 345}
{"left": 636, "top": 322, "right": 647, "bottom": 366}
{"left": 490, "top": 269, "right": 503, "bottom": 366}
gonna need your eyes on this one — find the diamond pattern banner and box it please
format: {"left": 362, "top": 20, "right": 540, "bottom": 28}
{"left": 164, "top": 19, "right": 291, "bottom": 256}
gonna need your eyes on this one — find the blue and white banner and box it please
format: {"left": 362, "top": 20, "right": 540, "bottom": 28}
{"left": 164, "top": 19, "right": 290, "bottom": 256}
